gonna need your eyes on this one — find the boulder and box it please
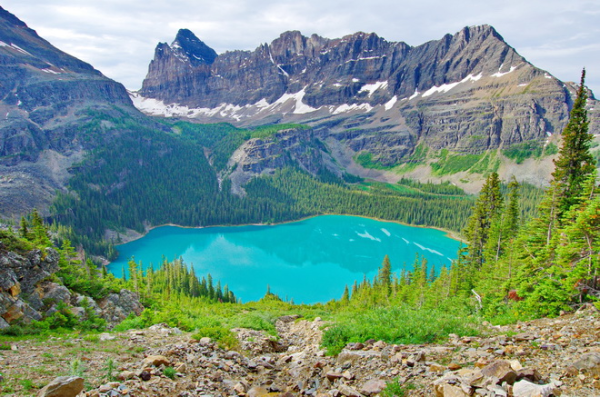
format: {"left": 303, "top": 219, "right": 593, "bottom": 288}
{"left": 434, "top": 383, "right": 471, "bottom": 397}
{"left": 42, "top": 282, "right": 71, "bottom": 304}
{"left": 360, "top": 379, "right": 386, "bottom": 396}
{"left": 512, "top": 379, "right": 555, "bottom": 397}
{"left": 481, "top": 360, "right": 517, "bottom": 385}
{"left": 338, "top": 384, "right": 363, "bottom": 397}
{"left": 142, "top": 355, "right": 170, "bottom": 367}
{"left": 571, "top": 353, "right": 600, "bottom": 374}
{"left": 37, "top": 376, "right": 84, "bottom": 397}
{"left": 98, "top": 289, "right": 143, "bottom": 324}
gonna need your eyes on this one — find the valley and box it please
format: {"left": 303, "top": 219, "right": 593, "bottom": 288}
{"left": 0, "top": 4, "right": 600, "bottom": 397}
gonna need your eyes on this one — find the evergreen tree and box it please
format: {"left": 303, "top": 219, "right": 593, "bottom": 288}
{"left": 341, "top": 285, "right": 350, "bottom": 302}
{"left": 552, "top": 69, "right": 595, "bottom": 219}
{"left": 31, "top": 209, "right": 51, "bottom": 246}
{"left": 378, "top": 255, "right": 392, "bottom": 291}
{"left": 19, "top": 216, "right": 29, "bottom": 240}
{"left": 463, "top": 172, "right": 503, "bottom": 272}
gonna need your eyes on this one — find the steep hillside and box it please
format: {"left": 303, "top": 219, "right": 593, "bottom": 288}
{"left": 0, "top": 6, "right": 140, "bottom": 218}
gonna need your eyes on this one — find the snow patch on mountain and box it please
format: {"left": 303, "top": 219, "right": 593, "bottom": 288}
{"left": 359, "top": 81, "right": 388, "bottom": 97}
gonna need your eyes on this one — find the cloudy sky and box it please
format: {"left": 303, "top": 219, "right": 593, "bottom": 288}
{"left": 3, "top": 0, "right": 599, "bottom": 94}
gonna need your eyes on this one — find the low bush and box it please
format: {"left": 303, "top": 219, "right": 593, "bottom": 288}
{"left": 322, "top": 306, "right": 480, "bottom": 355}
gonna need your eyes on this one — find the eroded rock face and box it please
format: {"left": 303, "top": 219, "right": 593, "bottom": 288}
{"left": 226, "top": 127, "right": 337, "bottom": 194}
{"left": 0, "top": 7, "right": 142, "bottom": 218}
{"left": 0, "top": 7, "right": 133, "bottom": 164}
{"left": 0, "top": 245, "right": 60, "bottom": 326}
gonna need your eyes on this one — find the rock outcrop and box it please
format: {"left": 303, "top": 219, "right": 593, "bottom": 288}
{"left": 0, "top": 239, "right": 142, "bottom": 328}
{"left": 226, "top": 126, "right": 338, "bottom": 195}
{"left": 0, "top": 6, "right": 133, "bottom": 163}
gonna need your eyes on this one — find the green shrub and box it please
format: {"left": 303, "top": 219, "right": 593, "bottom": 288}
{"left": 102, "top": 358, "right": 116, "bottom": 382}
{"left": 191, "top": 326, "right": 240, "bottom": 350}
{"left": 322, "top": 307, "right": 480, "bottom": 355}
{"left": 355, "top": 152, "right": 394, "bottom": 170}
{"left": 230, "top": 313, "right": 277, "bottom": 335}
{"left": 113, "top": 312, "right": 147, "bottom": 332}
{"left": 502, "top": 140, "right": 556, "bottom": 164}
{"left": 163, "top": 366, "right": 176, "bottom": 379}
{"left": 431, "top": 151, "right": 483, "bottom": 175}
{"left": 381, "top": 379, "right": 416, "bottom": 397}
{"left": 70, "top": 359, "right": 85, "bottom": 377}
{"left": 19, "top": 379, "right": 36, "bottom": 391}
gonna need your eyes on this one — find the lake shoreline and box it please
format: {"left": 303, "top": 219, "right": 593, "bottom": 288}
{"left": 107, "top": 214, "right": 463, "bottom": 302}
{"left": 109, "top": 213, "right": 463, "bottom": 251}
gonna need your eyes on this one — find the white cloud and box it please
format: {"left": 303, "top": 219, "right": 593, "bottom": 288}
{"left": 1, "top": 0, "right": 598, "bottom": 94}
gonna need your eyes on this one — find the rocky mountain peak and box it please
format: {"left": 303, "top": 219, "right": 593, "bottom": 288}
{"left": 269, "top": 31, "right": 327, "bottom": 58}
{"left": 0, "top": 6, "right": 98, "bottom": 73}
{"left": 171, "top": 28, "right": 218, "bottom": 65}
{"left": 456, "top": 24, "right": 500, "bottom": 43}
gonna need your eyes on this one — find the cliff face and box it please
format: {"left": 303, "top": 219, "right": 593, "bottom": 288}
{"left": 136, "top": 26, "right": 599, "bottom": 169}
{"left": 226, "top": 127, "right": 336, "bottom": 195}
{"left": 0, "top": 239, "right": 142, "bottom": 328}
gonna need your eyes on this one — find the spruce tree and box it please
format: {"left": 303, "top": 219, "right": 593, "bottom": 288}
{"left": 378, "top": 255, "right": 392, "bottom": 289}
{"left": 341, "top": 285, "right": 350, "bottom": 302}
{"left": 552, "top": 69, "right": 595, "bottom": 218}
{"left": 463, "top": 172, "right": 503, "bottom": 272}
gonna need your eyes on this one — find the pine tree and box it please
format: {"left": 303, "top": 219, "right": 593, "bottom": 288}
{"left": 31, "top": 209, "right": 51, "bottom": 246}
{"left": 341, "top": 285, "right": 350, "bottom": 302}
{"left": 378, "top": 255, "right": 392, "bottom": 291}
{"left": 555, "top": 171, "right": 600, "bottom": 304}
{"left": 463, "top": 172, "right": 503, "bottom": 272}
{"left": 552, "top": 69, "right": 595, "bottom": 219}
{"left": 19, "top": 216, "right": 29, "bottom": 240}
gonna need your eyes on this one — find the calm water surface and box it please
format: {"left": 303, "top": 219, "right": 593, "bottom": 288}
{"left": 108, "top": 215, "right": 461, "bottom": 303}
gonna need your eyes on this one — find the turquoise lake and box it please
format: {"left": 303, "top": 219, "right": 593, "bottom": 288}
{"left": 108, "top": 215, "right": 461, "bottom": 304}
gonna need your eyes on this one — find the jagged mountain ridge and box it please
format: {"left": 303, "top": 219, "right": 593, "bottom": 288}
{"left": 135, "top": 26, "right": 598, "bottom": 173}
{"left": 140, "top": 26, "right": 529, "bottom": 108}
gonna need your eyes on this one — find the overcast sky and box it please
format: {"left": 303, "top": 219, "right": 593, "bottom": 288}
{"left": 3, "top": 0, "right": 599, "bottom": 94}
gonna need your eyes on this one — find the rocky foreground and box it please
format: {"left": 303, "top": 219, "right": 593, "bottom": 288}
{"left": 2, "top": 307, "right": 600, "bottom": 397}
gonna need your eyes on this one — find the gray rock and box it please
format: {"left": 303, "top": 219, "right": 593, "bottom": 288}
{"left": 137, "top": 25, "right": 599, "bottom": 179}
{"left": 38, "top": 376, "right": 84, "bottom": 397}
{"left": 572, "top": 353, "right": 600, "bottom": 372}
{"left": 512, "top": 379, "right": 554, "bottom": 397}
{"left": 42, "top": 282, "right": 71, "bottom": 304}
{"left": 360, "top": 379, "right": 386, "bottom": 395}
{"left": 98, "top": 289, "right": 143, "bottom": 325}
{"left": 338, "top": 384, "right": 363, "bottom": 397}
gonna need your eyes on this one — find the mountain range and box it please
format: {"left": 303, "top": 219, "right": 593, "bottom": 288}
{"left": 0, "top": 5, "right": 598, "bottom": 235}
{"left": 133, "top": 26, "right": 598, "bottom": 190}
